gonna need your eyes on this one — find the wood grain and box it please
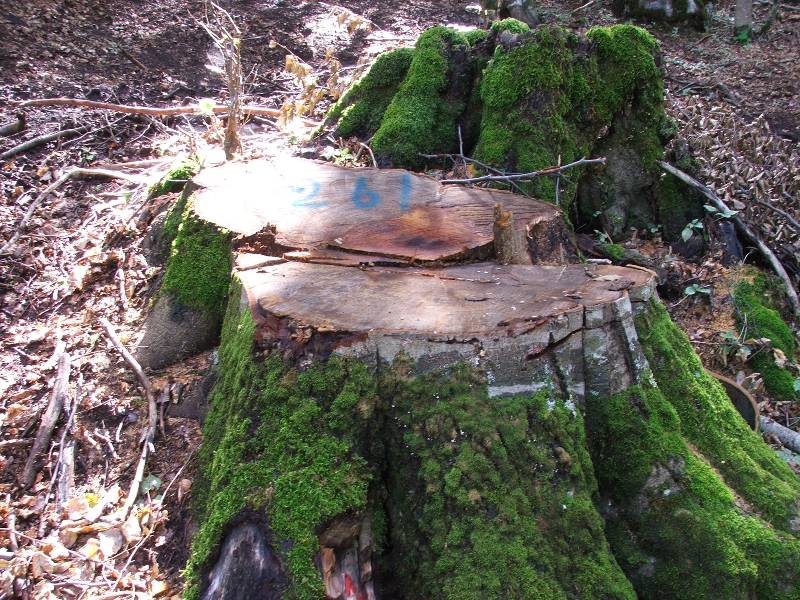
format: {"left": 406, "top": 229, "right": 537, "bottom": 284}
{"left": 191, "top": 157, "right": 569, "bottom": 264}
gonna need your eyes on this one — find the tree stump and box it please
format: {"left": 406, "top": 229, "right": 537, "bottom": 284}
{"left": 179, "top": 162, "right": 800, "bottom": 600}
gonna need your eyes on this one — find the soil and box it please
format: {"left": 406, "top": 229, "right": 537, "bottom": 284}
{"left": 0, "top": 0, "right": 798, "bottom": 598}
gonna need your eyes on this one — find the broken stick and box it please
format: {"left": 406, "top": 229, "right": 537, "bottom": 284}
{"left": 658, "top": 160, "right": 800, "bottom": 320}
{"left": 15, "top": 97, "right": 320, "bottom": 128}
{"left": 99, "top": 318, "right": 158, "bottom": 518}
{"left": 0, "top": 167, "right": 147, "bottom": 255}
{"left": 19, "top": 346, "right": 71, "bottom": 490}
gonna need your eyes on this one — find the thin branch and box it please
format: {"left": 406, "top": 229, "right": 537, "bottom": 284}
{"left": 0, "top": 168, "right": 147, "bottom": 255}
{"left": 16, "top": 97, "right": 319, "bottom": 127}
{"left": 359, "top": 142, "right": 377, "bottom": 168}
{"left": 419, "top": 153, "right": 529, "bottom": 196}
{"left": 99, "top": 318, "right": 158, "bottom": 518}
{"left": 0, "top": 126, "right": 89, "bottom": 160}
{"left": 19, "top": 347, "right": 71, "bottom": 489}
{"left": 440, "top": 157, "right": 606, "bottom": 185}
{"left": 752, "top": 198, "right": 800, "bottom": 232}
{"left": 659, "top": 160, "right": 800, "bottom": 320}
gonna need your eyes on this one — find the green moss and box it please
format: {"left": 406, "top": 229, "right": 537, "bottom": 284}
{"left": 326, "top": 48, "right": 414, "bottom": 139}
{"left": 149, "top": 156, "right": 200, "bottom": 198}
{"left": 473, "top": 24, "right": 665, "bottom": 213}
{"left": 371, "top": 27, "right": 471, "bottom": 167}
{"left": 599, "top": 242, "right": 626, "bottom": 261}
{"left": 490, "top": 18, "right": 530, "bottom": 34}
{"left": 381, "top": 364, "right": 635, "bottom": 599}
{"left": 587, "top": 317, "right": 800, "bottom": 599}
{"left": 465, "top": 28, "right": 490, "bottom": 46}
{"left": 636, "top": 300, "right": 800, "bottom": 527}
{"left": 185, "top": 284, "right": 375, "bottom": 600}
{"left": 733, "top": 270, "right": 797, "bottom": 400}
{"left": 160, "top": 198, "right": 232, "bottom": 320}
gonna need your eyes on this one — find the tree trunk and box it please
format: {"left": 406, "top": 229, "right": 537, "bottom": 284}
{"left": 176, "top": 155, "right": 800, "bottom": 598}
{"left": 169, "top": 24, "right": 800, "bottom": 600}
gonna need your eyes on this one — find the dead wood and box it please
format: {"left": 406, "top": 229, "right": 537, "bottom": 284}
{"left": 16, "top": 97, "right": 320, "bottom": 127}
{"left": 99, "top": 318, "right": 158, "bottom": 518}
{"left": 0, "top": 167, "right": 147, "bottom": 255}
{"left": 0, "top": 126, "right": 88, "bottom": 160}
{"left": 19, "top": 347, "right": 71, "bottom": 490}
{"left": 440, "top": 157, "right": 606, "bottom": 185}
{"left": 493, "top": 204, "right": 527, "bottom": 265}
{"left": 753, "top": 197, "right": 800, "bottom": 231}
{"left": 659, "top": 160, "right": 800, "bottom": 320}
{"left": 0, "top": 113, "right": 25, "bottom": 137}
{"left": 761, "top": 416, "right": 800, "bottom": 454}
{"left": 0, "top": 439, "right": 33, "bottom": 450}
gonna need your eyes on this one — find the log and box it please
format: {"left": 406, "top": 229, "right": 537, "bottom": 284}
{"left": 190, "top": 156, "right": 574, "bottom": 265}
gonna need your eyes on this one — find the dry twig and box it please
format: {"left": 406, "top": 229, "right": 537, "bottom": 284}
{"left": 16, "top": 97, "right": 319, "bottom": 127}
{"left": 99, "top": 318, "right": 158, "bottom": 518}
{"left": 19, "top": 345, "right": 71, "bottom": 490}
{"left": 0, "top": 126, "right": 89, "bottom": 160}
{"left": 659, "top": 160, "right": 800, "bottom": 320}
{"left": 440, "top": 157, "right": 606, "bottom": 185}
{"left": 0, "top": 167, "right": 147, "bottom": 255}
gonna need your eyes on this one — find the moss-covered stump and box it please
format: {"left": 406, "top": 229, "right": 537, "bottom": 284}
{"left": 136, "top": 182, "right": 232, "bottom": 370}
{"left": 187, "top": 255, "right": 800, "bottom": 600}
{"left": 612, "top": 0, "right": 713, "bottom": 30}
{"left": 325, "top": 23, "right": 702, "bottom": 243}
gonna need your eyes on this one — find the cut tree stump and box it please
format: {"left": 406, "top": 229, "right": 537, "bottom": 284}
{"left": 173, "top": 152, "right": 800, "bottom": 600}
{"left": 190, "top": 157, "right": 574, "bottom": 265}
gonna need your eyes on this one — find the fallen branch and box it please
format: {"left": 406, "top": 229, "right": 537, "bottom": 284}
{"left": 0, "top": 167, "right": 147, "bottom": 255}
{"left": 0, "top": 439, "right": 33, "bottom": 450}
{"left": 761, "top": 416, "right": 800, "bottom": 454}
{"left": 440, "top": 157, "right": 606, "bottom": 185}
{"left": 420, "top": 152, "right": 529, "bottom": 196}
{"left": 16, "top": 97, "right": 320, "bottom": 127}
{"left": 752, "top": 198, "right": 800, "bottom": 232}
{"left": 0, "top": 113, "right": 25, "bottom": 137}
{"left": 19, "top": 346, "right": 71, "bottom": 490}
{"left": 99, "top": 318, "right": 157, "bottom": 518}
{"left": 0, "top": 126, "right": 88, "bottom": 160}
{"left": 659, "top": 160, "right": 800, "bottom": 320}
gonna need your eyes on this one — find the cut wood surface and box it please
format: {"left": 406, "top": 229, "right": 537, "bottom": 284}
{"left": 192, "top": 157, "right": 570, "bottom": 264}
{"left": 238, "top": 259, "right": 654, "bottom": 339}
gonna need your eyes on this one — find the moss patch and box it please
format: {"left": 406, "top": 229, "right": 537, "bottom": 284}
{"left": 149, "top": 156, "right": 200, "bottom": 198}
{"left": 381, "top": 364, "right": 635, "bottom": 599}
{"left": 473, "top": 24, "right": 666, "bottom": 214}
{"left": 588, "top": 377, "right": 800, "bottom": 599}
{"left": 185, "top": 283, "right": 375, "bottom": 600}
{"left": 160, "top": 197, "right": 232, "bottom": 321}
{"left": 371, "top": 27, "right": 472, "bottom": 167}
{"left": 637, "top": 299, "right": 800, "bottom": 526}
{"left": 732, "top": 269, "right": 797, "bottom": 400}
{"left": 326, "top": 48, "right": 414, "bottom": 139}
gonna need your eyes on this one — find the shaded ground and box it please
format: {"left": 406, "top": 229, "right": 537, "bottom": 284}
{"left": 0, "top": 0, "right": 798, "bottom": 597}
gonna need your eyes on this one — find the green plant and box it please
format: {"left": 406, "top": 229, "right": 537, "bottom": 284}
{"left": 704, "top": 204, "right": 739, "bottom": 220}
{"left": 684, "top": 283, "right": 711, "bottom": 297}
{"left": 681, "top": 218, "right": 704, "bottom": 242}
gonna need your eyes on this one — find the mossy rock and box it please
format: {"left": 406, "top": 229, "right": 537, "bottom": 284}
{"left": 136, "top": 183, "right": 232, "bottom": 371}
{"left": 732, "top": 268, "right": 798, "bottom": 400}
{"left": 323, "top": 23, "right": 702, "bottom": 242}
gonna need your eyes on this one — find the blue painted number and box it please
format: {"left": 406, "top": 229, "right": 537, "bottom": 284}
{"left": 399, "top": 173, "right": 411, "bottom": 212}
{"left": 352, "top": 177, "right": 381, "bottom": 209}
{"left": 290, "top": 180, "right": 325, "bottom": 208}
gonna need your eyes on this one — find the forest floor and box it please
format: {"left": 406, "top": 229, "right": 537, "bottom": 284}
{"left": 0, "top": 0, "right": 798, "bottom": 598}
